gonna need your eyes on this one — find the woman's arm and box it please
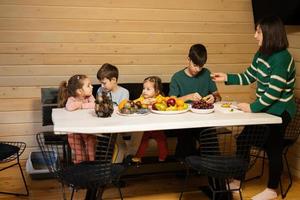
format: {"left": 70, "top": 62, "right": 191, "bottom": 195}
{"left": 215, "top": 64, "right": 257, "bottom": 85}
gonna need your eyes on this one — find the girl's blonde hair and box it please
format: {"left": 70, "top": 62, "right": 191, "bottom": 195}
{"left": 57, "top": 74, "right": 88, "bottom": 107}
{"left": 143, "top": 76, "right": 163, "bottom": 96}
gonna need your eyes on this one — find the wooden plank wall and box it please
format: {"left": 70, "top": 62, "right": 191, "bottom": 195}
{"left": 0, "top": 0, "right": 298, "bottom": 178}
{"left": 0, "top": 0, "right": 257, "bottom": 159}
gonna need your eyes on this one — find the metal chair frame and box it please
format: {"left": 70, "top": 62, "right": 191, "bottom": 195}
{"left": 36, "top": 132, "right": 123, "bottom": 200}
{"left": 0, "top": 141, "right": 29, "bottom": 196}
{"left": 180, "top": 125, "right": 269, "bottom": 200}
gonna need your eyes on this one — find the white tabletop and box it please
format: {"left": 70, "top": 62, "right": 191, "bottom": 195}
{"left": 52, "top": 103, "right": 282, "bottom": 134}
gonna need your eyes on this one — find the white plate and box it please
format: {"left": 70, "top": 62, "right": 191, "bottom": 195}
{"left": 116, "top": 110, "right": 150, "bottom": 117}
{"left": 190, "top": 107, "right": 214, "bottom": 114}
{"left": 150, "top": 108, "right": 189, "bottom": 115}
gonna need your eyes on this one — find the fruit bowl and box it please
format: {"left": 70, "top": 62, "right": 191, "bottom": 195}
{"left": 190, "top": 99, "right": 214, "bottom": 114}
{"left": 116, "top": 108, "right": 150, "bottom": 116}
{"left": 190, "top": 107, "right": 214, "bottom": 114}
{"left": 150, "top": 108, "right": 189, "bottom": 115}
{"left": 116, "top": 110, "right": 150, "bottom": 117}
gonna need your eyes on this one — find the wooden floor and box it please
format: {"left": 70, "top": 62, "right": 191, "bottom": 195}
{"left": 0, "top": 161, "right": 300, "bottom": 200}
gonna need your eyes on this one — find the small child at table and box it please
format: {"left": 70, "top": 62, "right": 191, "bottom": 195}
{"left": 58, "top": 74, "right": 96, "bottom": 164}
{"left": 96, "top": 63, "right": 129, "bottom": 106}
{"left": 132, "top": 76, "right": 168, "bottom": 163}
{"left": 96, "top": 63, "right": 131, "bottom": 163}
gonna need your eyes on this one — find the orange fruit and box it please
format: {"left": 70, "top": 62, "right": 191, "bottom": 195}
{"left": 176, "top": 99, "right": 184, "bottom": 107}
{"left": 177, "top": 106, "right": 184, "bottom": 110}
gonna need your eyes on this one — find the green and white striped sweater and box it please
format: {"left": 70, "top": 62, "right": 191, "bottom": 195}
{"left": 226, "top": 50, "right": 296, "bottom": 117}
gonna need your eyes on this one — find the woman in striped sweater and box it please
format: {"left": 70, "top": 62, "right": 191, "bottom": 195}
{"left": 212, "top": 16, "right": 296, "bottom": 200}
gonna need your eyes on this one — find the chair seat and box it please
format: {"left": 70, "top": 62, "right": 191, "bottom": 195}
{"left": 61, "top": 162, "right": 110, "bottom": 189}
{"left": 186, "top": 155, "right": 248, "bottom": 179}
{"left": 0, "top": 143, "right": 20, "bottom": 161}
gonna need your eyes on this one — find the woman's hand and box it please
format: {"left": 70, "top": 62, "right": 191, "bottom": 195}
{"left": 237, "top": 103, "right": 251, "bottom": 112}
{"left": 203, "top": 94, "right": 215, "bottom": 104}
{"left": 211, "top": 72, "right": 227, "bottom": 82}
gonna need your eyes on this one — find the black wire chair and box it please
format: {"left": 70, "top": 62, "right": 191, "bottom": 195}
{"left": 246, "top": 98, "right": 300, "bottom": 199}
{"left": 36, "top": 132, "right": 124, "bottom": 200}
{"left": 0, "top": 141, "right": 29, "bottom": 196}
{"left": 179, "top": 125, "right": 269, "bottom": 200}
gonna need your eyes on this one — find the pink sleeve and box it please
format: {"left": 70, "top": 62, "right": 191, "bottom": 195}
{"left": 81, "top": 95, "right": 95, "bottom": 109}
{"left": 65, "top": 97, "right": 82, "bottom": 111}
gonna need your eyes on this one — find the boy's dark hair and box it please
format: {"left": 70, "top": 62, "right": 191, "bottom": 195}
{"left": 97, "top": 63, "right": 119, "bottom": 81}
{"left": 257, "top": 15, "right": 289, "bottom": 56}
{"left": 188, "top": 44, "right": 207, "bottom": 67}
{"left": 144, "top": 76, "right": 163, "bottom": 96}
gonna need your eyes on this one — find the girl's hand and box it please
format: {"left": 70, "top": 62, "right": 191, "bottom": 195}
{"left": 143, "top": 98, "right": 156, "bottom": 105}
{"left": 203, "top": 94, "right": 215, "bottom": 104}
{"left": 237, "top": 103, "right": 251, "bottom": 112}
{"left": 211, "top": 72, "right": 227, "bottom": 82}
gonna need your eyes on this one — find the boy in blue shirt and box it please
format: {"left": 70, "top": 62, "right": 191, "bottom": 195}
{"left": 97, "top": 63, "right": 130, "bottom": 163}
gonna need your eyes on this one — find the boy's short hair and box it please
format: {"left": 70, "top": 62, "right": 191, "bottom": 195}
{"left": 188, "top": 44, "right": 207, "bottom": 67}
{"left": 97, "top": 63, "right": 119, "bottom": 81}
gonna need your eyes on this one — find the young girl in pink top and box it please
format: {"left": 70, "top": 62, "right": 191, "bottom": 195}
{"left": 58, "top": 74, "right": 96, "bottom": 163}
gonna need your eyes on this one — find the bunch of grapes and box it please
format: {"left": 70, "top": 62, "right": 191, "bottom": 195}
{"left": 192, "top": 99, "right": 214, "bottom": 109}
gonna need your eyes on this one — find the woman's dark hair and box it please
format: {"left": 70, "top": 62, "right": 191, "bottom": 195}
{"left": 144, "top": 76, "right": 163, "bottom": 96}
{"left": 57, "top": 74, "right": 88, "bottom": 107}
{"left": 257, "top": 16, "right": 289, "bottom": 55}
{"left": 188, "top": 44, "right": 207, "bottom": 67}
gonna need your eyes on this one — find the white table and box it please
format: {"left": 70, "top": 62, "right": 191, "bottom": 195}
{"left": 52, "top": 104, "right": 282, "bottom": 134}
{"left": 52, "top": 104, "right": 282, "bottom": 200}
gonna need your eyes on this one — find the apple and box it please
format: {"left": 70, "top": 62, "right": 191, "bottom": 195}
{"left": 166, "top": 98, "right": 176, "bottom": 107}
